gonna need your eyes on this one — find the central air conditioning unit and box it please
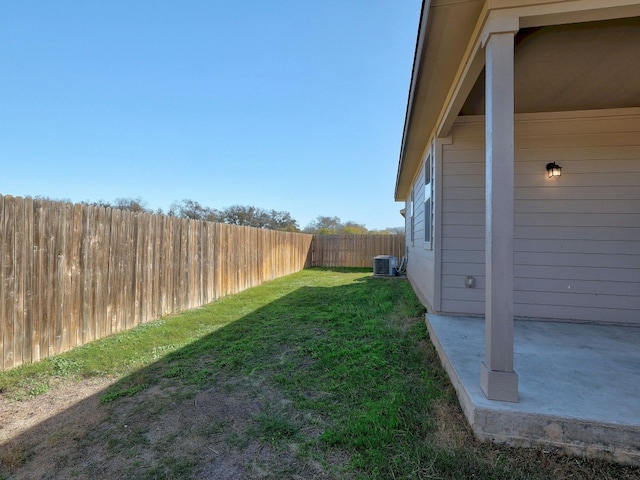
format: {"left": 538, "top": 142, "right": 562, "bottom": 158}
{"left": 373, "top": 255, "right": 398, "bottom": 277}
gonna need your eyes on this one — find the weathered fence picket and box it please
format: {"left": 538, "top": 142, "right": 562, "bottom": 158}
{"left": 0, "top": 194, "right": 404, "bottom": 370}
{"left": 310, "top": 234, "right": 405, "bottom": 267}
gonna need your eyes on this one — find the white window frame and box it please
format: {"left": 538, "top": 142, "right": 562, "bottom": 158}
{"left": 424, "top": 153, "right": 433, "bottom": 250}
{"left": 410, "top": 189, "right": 415, "bottom": 246}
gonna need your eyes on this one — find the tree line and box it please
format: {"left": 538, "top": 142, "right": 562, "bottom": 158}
{"left": 31, "top": 196, "right": 402, "bottom": 234}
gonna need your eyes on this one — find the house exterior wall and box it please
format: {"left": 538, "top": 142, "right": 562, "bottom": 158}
{"left": 406, "top": 158, "right": 437, "bottom": 310}
{"left": 439, "top": 120, "right": 485, "bottom": 316}
{"left": 442, "top": 107, "right": 640, "bottom": 324}
{"left": 407, "top": 107, "right": 640, "bottom": 324}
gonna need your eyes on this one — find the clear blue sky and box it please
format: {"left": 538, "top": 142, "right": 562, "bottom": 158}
{"left": 1, "top": 1, "right": 421, "bottom": 231}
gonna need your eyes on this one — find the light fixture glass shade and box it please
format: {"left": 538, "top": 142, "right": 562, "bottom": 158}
{"left": 546, "top": 162, "right": 562, "bottom": 178}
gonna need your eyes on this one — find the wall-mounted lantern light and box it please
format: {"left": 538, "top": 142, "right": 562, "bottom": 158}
{"left": 546, "top": 162, "right": 562, "bottom": 178}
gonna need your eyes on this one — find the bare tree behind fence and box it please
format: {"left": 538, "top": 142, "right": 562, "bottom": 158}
{"left": 0, "top": 195, "right": 313, "bottom": 370}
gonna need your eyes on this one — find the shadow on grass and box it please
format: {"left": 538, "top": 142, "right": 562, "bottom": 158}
{"left": 1, "top": 269, "right": 636, "bottom": 480}
{"left": 0, "top": 270, "right": 433, "bottom": 479}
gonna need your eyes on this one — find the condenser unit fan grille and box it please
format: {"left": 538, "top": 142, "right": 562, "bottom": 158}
{"left": 373, "top": 255, "right": 397, "bottom": 277}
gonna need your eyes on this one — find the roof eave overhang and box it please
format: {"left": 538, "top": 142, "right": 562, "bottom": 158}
{"left": 394, "top": 0, "right": 486, "bottom": 201}
{"left": 394, "top": 1, "right": 431, "bottom": 202}
{"left": 394, "top": 0, "right": 640, "bottom": 202}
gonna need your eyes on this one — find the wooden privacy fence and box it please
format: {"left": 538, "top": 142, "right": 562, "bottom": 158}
{"left": 311, "top": 234, "right": 405, "bottom": 267}
{"left": 0, "top": 195, "right": 312, "bottom": 370}
{"left": 0, "top": 194, "right": 405, "bottom": 370}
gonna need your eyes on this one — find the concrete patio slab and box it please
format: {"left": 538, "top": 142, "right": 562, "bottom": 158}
{"left": 426, "top": 314, "right": 640, "bottom": 465}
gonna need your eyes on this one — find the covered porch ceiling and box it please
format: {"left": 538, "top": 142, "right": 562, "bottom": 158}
{"left": 395, "top": 0, "right": 640, "bottom": 201}
{"left": 461, "top": 16, "right": 640, "bottom": 115}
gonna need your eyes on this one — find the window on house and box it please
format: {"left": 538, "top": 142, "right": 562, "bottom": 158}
{"left": 424, "top": 154, "right": 432, "bottom": 248}
{"left": 410, "top": 190, "right": 415, "bottom": 246}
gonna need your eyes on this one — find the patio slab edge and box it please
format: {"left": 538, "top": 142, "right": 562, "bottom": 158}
{"left": 425, "top": 314, "right": 640, "bottom": 466}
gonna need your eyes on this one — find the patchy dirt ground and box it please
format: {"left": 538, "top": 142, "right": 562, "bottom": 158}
{"left": 0, "top": 374, "right": 345, "bottom": 480}
{"left": 0, "top": 378, "right": 115, "bottom": 479}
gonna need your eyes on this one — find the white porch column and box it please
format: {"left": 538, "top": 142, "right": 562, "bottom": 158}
{"left": 480, "top": 29, "right": 519, "bottom": 402}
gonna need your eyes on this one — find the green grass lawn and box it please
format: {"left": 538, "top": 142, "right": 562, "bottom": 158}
{"left": 0, "top": 268, "right": 636, "bottom": 479}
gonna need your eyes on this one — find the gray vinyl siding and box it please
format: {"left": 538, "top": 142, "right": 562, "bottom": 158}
{"left": 439, "top": 108, "right": 640, "bottom": 324}
{"left": 406, "top": 160, "right": 436, "bottom": 310}
{"left": 440, "top": 127, "right": 485, "bottom": 315}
